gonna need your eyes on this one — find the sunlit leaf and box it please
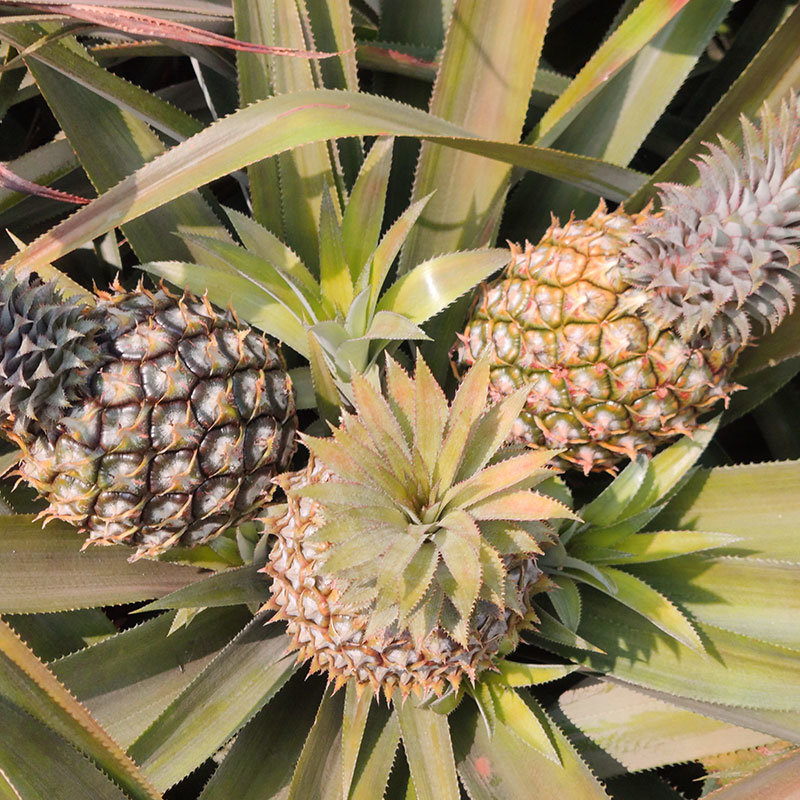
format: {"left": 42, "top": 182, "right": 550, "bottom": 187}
{"left": 397, "top": 697, "right": 460, "bottom": 800}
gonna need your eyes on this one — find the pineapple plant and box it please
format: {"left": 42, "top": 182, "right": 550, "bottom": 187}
{"left": 0, "top": 271, "right": 296, "bottom": 557}
{"left": 264, "top": 354, "right": 573, "bottom": 699}
{"left": 457, "top": 96, "right": 800, "bottom": 473}
{"left": 1, "top": 2, "right": 800, "bottom": 800}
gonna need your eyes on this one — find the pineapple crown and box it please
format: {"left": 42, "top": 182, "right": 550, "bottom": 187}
{"left": 623, "top": 93, "right": 800, "bottom": 349}
{"left": 282, "top": 354, "right": 576, "bottom": 647}
{"left": 0, "top": 271, "right": 103, "bottom": 442}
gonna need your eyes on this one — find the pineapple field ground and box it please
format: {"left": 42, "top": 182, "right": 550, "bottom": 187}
{"left": 2, "top": 1, "right": 800, "bottom": 798}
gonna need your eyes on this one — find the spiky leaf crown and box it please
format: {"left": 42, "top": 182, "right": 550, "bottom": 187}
{"left": 284, "top": 354, "right": 576, "bottom": 647}
{"left": 624, "top": 93, "right": 800, "bottom": 350}
{"left": 0, "top": 272, "right": 103, "bottom": 442}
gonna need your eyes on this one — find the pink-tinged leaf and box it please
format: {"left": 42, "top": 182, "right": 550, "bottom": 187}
{"left": 453, "top": 386, "right": 531, "bottom": 482}
{"left": 24, "top": 3, "right": 344, "bottom": 57}
{"left": 0, "top": 162, "right": 89, "bottom": 204}
{"left": 435, "top": 358, "right": 491, "bottom": 491}
{"left": 703, "top": 750, "right": 800, "bottom": 799}
{"left": 384, "top": 355, "right": 416, "bottom": 447}
{"left": 413, "top": 351, "right": 449, "bottom": 477}
{"left": 444, "top": 449, "right": 559, "bottom": 511}
{"left": 3, "top": 89, "right": 643, "bottom": 279}
{"left": 356, "top": 42, "right": 437, "bottom": 81}
{"left": 471, "top": 491, "right": 578, "bottom": 522}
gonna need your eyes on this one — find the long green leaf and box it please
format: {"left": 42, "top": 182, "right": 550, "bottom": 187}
{"left": 342, "top": 683, "right": 373, "bottom": 799}
{"left": 141, "top": 259, "right": 309, "bottom": 356}
{"left": 508, "top": 0, "right": 730, "bottom": 233}
{"left": 0, "top": 696, "right": 131, "bottom": 800}
{"left": 271, "top": 0, "right": 338, "bottom": 271}
{"left": 0, "top": 517, "right": 203, "bottom": 613}
{"left": 377, "top": 249, "right": 509, "bottom": 324}
{"left": 400, "top": 0, "right": 552, "bottom": 268}
{"left": 342, "top": 136, "right": 392, "bottom": 280}
{"left": 199, "top": 673, "right": 324, "bottom": 800}
{"left": 0, "top": 618, "right": 162, "bottom": 800}
{"left": 452, "top": 701, "right": 610, "bottom": 799}
{"left": 349, "top": 705, "right": 402, "bottom": 800}
{"left": 580, "top": 455, "right": 651, "bottom": 528}
{"left": 232, "top": 0, "right": 283, "bottom": 235}
{"left": 590, "top": 566, "right": 703, "bottom": 653}
{"left": 531, "top": 0, "right": 692, "bottom": 147}
{"left": 137, "top": 565, "right": 269, "bottom": 612}
{"left": 128, "top": 615, "right": 296, "bottom": 791}
{"left": 19, "top": 25, "right": 226, "bottom": 264}
{"left": 626, "top": 2, "right": 800, "bottom": 208}
{"left": 0, "top": 21, "right": 202, "bottom": 141}
{"left": 653, "top": 461, "right": 800, "bottom": 561}
{"left": 397, "top": 698, "right": 460, "bottom": 800}
{"left": 53, "top": 608, "right": 250, "bottom": 748}
{"left": 559, "top": 679, "right": 778, "bottom": 777}
{"left": 583, "top": 530, "right": 738, "bottom": 564}
{"left": 633, "top": 556, "right": 800, "bottom": 649}
{"left": 287, "top": 687, "right": 344, "bottom": 800}
{"left": 6, "top": 609, "right": 115, "bottom": 663}
{"left": 548, "top": 592, "right": 800, "bottom": 712}
{"left": 3, "top": 88, "right": 643, "bottom": 277}
{"left": 623, "top": 417, "right": 719, "bottom": 519}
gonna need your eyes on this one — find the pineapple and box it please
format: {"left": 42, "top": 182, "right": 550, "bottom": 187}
{"left": 263, "top": 354, "right": 576, "bottom": 699}
{"left": 0, "top": 272, "right": 296, "bottom": 557}
{"left": 457, "top": 96, "right": 800, "bottom": 472}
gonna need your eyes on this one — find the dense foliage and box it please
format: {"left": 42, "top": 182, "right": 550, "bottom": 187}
{"left": 0, "top": 1, "right": 799, "bottom": 799}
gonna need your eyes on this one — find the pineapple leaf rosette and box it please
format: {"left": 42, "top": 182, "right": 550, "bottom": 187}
{"left": 144, "top": 136, "right": 510, "bottom": 420}
{"left": 264, "top": 353, "right": 576, "bottom": 699}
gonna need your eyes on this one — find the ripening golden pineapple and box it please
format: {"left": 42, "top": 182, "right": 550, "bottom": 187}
{"left": 457, "top": 95, "right": 800, "bottom": 472}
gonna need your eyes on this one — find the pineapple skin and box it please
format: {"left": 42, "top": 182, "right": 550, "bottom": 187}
{"left": 456, "top": 204, "right": 735, "bottom": 473}
{"left": 263, "top": 459, "right": 543, "bottom": 699}
{"left": 16, "top": 282, "right": 297, "bottom": 557}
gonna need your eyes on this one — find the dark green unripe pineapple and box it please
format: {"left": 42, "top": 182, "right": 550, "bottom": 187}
{"left": 0, "top": 273, "right": 296, "bottom": 558}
